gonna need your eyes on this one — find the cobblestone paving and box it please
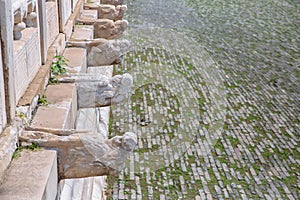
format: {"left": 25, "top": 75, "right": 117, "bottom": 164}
{"left": 107, "top": 0, "right": 299, "bottom": 199}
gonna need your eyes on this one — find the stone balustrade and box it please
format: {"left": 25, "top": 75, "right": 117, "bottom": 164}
{"left": 0, "top": 0, "right": 133, "bottom": 198}
{"left": 12, "top": 0, "right": 38, "bottom": 40}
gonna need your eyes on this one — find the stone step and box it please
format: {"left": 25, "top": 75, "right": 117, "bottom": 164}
{"left": 31, "top": 83, "right": 77, "bottom": 130}
{"left": 0, "top": 150, "right": 58, "bottom": 200}
{"left": 63, "top": 47, "right": 87, "bottom": 73}
{"left": 71, "top": 25, "right": 94, "bottom": 40}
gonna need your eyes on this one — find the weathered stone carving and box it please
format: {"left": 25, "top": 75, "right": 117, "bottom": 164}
{"left": 24, "top": 12, "right": 37, "bottom": 27}
{"left": 13, "top": 22, "right": 26, "bottom": 40}
{"left": 20, "top": 130, "right": 137, "bottom": 179}
{"left": 94, "top": 19, "right": 128, "bottom": 39}
{"left": 101, "top": 0, "right": 126, "bottom": 6}
{"left": 87, "top": 39, "right": 129, "bottom": 65}
{"left": 84, "top": 4, "right": 127, "bottom": 21}
{"left": 76, "top": 18, "right": 128, "bottom": 39}
{"left": 68, "top": 38, "right": 130, "bottom": 66}
{"left": 12, "top": 0, "right": 35, "bottom": 23}
{"left": 59, "top": 73, "right": 133, "bottom": 108}
{"left": 12, "top": 0, "right": 37, "bottom": 40}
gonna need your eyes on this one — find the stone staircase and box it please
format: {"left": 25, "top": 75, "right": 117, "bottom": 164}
{"left": 0, "top": 0, "right": 130, "bottom": 199}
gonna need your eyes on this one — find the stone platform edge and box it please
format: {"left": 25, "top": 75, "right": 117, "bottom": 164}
{"left": 0, "top": 0, "right": 86, "bottom": 190}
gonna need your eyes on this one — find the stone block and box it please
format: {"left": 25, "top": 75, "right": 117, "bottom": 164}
{"left": 63, "top": 47, "right": 87, "bottom": 73}
{"left": 71, "top": 26, "right": 94, "bottom": 40}
{"left": 0, "top": 150, "right": 57, "bottom": 200}
{"left": 31, "top": 106, "right": 72, "bottom": 129}
{"left": 45, "top": 83, "right": 77, "bottom": 108}
{"left": 31, "top": 83, "right": 77, "bottom": 129}
{"left": 0, "top": 124, "right": 20, "bottom": 183}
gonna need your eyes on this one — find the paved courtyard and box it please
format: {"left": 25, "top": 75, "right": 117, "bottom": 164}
{"left": 107, "top": 0, "right": 299, "bottom": 199}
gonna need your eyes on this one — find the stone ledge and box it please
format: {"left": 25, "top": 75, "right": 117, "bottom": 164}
{"left": 0, "top": 122, "right": 22, "bottom": 185}
{"left": 81, "top": 9, "right": 98, "bottom": 19}
{"left": 0, "top": 150, "right": 57, "bottom": 200}
{"left": 71, "top": 26, "right": 94, "bottom": 40}
{"left": 31, "top": 83, "right": 77, "bottom": 130}
{"left": 63, "top": 47, "right": 87, "bottom": 73}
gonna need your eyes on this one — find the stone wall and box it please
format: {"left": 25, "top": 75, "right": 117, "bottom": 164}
{"left": 58, "top": 0, "right": 72, "bottom": 31}
{"left": 72, "top": 0, "right": 80, "bottom": 10}
{"left": 14, "top": 27, "right": 41, "bottom": 101}
{"left": 45, "top": 1, "right": 59, "bottom": 49}
{"left": 0, "top": 42, "right": 6, "bottom": 133}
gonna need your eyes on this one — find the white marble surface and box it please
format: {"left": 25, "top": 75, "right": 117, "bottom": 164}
{"left": 58, "top": 66, "right": 114, "bottom": 200}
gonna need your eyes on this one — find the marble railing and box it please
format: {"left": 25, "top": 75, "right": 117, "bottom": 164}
{"left": 12, "top": 0, "right": 38, "bottom": 40}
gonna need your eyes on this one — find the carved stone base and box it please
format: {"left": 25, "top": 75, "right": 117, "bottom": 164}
{"left": 67, "top": 38, "right": 130, "bottom": 66}
{"left": 59, "top": 73, "right": 133, "bottom": 108}
{"left": 84, "top": 4, "right": 127, "bottom": 21}
{"left": 94, "top": 19, "right": 128, "bottom": 39}
{"left": 20, "top": 129, "right": 137, "bottom": 179}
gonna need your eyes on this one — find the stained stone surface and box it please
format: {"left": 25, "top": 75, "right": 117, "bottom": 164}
{"left": 86, "top": 39, "right": 129, "bottom": 66}
{"left": 0, "top": 150, "right": 57, "bottom": 200}
{"left": 106, "top": 0, "right": 300, "bottom": 199}
{"left": 84, "top": 4, "right": 127, "bottom": 20}
{"left": 57, "top": 66, "right": 114, "bottom": 200}
{"left": 68, "top": 39, "right": 130, "bottom": 66}
{"left": 20, "top": 130, "right": 137, "bottom": 179}
{"left": 94, "top": 19, "right": 128, "bottom": 39}
{"left": 69, "top": 73, "right": 133, "bottom": 108}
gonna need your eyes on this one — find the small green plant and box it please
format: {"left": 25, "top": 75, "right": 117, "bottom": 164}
{"left": 48, "top": 76, "right": 58, "bottom": 85}
{"left": 27, "top": 143, "right": 40, "bottom": 151}
{"left": 12, "top": 143, "right": 40, "bottom": 159}
{"left": 50, "top": 55, "right": 68, "bottom": 75}
{"left": 38, "top": 94, "right": 48, "bottom": 106}
{"left": 17, "top": 112, "right": 29, "bottom": 126}
{"left": 12, "top": 146, "right": 24, "bottom": 159}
